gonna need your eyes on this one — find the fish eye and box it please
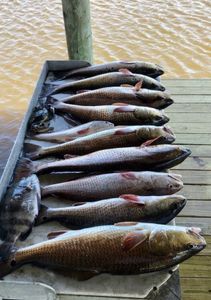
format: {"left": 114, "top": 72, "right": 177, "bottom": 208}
{"left": 169, "top": 184, "right": 173, "bottom": 189}
{"left": 186, "top": 244, "right": 194, "bottom": 250}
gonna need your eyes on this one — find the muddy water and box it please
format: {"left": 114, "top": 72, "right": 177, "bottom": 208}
{"left": 0, "top": 0, "right": 210, "bottom": 175}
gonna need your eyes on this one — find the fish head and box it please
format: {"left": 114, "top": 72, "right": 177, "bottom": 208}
{"left": 136, "top": 107, "right": 169, "bottom": 126}
{"left": 136, "top": 126, "right": 175, "bottom": 144}
{"left": 160, "top": 126, "right": 175, "bottom": 144}
{"left": 136, "top": 62, "right": 164, "bottom": 77}
{"left": 148, "top": 226, "right": 206, "bottom": 257}
{"left": 152, "top": 91, "right": 174, "bottom": 109}
{"left": 151, "top": 172, "right": 183, "bottom": 195}
{"left": 154, "top": 64, "right": 165, "bottom": 77}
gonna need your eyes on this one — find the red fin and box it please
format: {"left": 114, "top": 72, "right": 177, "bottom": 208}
{"left": 119, "top": 68, "right": 133, "bottom": 75}
{"left": 140, "top": 136, "right": 163, "bottom": 147}
{"left": 122, "top": 230, "right": 148, "bottom": 251}
{"left": 133, "top": 81, "right": 142, "bottom": 92}
{"left": 77, "top": 127, "right": 90, "bottom": 135}
{"left": 47, "top": 230, "right": 68, "bottom": 240}
{"left": 121, "top": 172, "right": 137, "bottom": 180}
{"left": 120, "top": 194, "right": 145, "bottom": 206}
{"left": 114, "top": 221, "right": 139, "bottom": 226}
{"left": 114, "top": 106, "right": 135, "bottom": 113}
{"left": 114, "top": 127, "right": 136, "bottom": 135}
{"left": 189, "top": 227, "right": 202, "bottom": 234}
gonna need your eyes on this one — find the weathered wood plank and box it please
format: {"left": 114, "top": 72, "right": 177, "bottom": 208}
{"left": 175, "top": 171, "right": 211, "bottom": 185}
{"left": 184, "top": 145, "right": 211, "bottom": 157}
{"left": 172, "top": 95, "right": 211, "bottom": 103}
{"left": 175, "top": 134, "right": 211, "bottom": 145}
{"left": 170, "top": 123, "right": 211, "bottom": 133}
{"left": 181, "top": 293, "right": 211, "bottom": 300}
{"left": 167, "top": 103, "right": 211, "bottom": 113}
{"left": 172, "top": 157, "right": 211, "bottom": 171}
{"left": 168, "top": 113, "right": 211, "bottom": 122}
{"left": 163, "top": 79, "right": 211, "bottom": 87}
{"left": 180, "top": 257, "right": 211, "bottom": 278}
{"left": 179, "top": 201, "right": 211, "bottom": 217}
{"left": 179, "top": 185, "right": 211, "bottom": 200}
{"left": 176, "top": 217, "right": 211, "bottom": 234}
{"left": 167, "top": 87, "right": 211, "bottom": 95}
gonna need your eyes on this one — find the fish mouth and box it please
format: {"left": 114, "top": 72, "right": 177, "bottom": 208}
{"left": 152, "top": 147, "right": 191, "bottom": 170}
{"left": 172, "top": 197, "right": 187, "bottom": 216}
{"left": 159, "top": 98, "right": 174, "bottom": 109}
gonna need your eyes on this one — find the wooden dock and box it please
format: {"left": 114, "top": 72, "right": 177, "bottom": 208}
{"left": 164, "top": 79, "right": 211, "bottom": 300}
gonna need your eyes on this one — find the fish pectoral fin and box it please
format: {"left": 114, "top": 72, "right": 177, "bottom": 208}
{"left": 47, "top": 230, "right": 69, "bottom": 240}
{"left": 114, "top": 221, "right": 139, "bottom": 226}
{"left": 119, "top": 194, "right": 145, "bottom": 206}
{"left": 122, "top": 230, "right": 149, "bottom": 252}
{"left": 119, "top": 68, "right": 133, "bottom": 75}
{"left": 113, "top": 106, "right": 135, "bottom": 113}
{"left": 140, "top": 136, "right": 163, "bottom": 147}
{"left": 132, "top": 81, "right": 143, "bottom": 92}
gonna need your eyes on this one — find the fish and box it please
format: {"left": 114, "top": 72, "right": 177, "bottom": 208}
{"left": 49, "top": 69, "right": 165, "bottom": 95}
{"left": 35, "top": 194, "right": 187, "bottom": 228}
{"left": 58, "top": 85, "right": 173, "bottom": 109}
{"left": 24, "top": 144, "right": 190, "bottom": 175}
{"left": 0, "top": 222, "right": 206, "bottom": 279}
{"left": 31, "top": 121, "right": 114, "bottom": 143}
{"left": 41, "top": 171, "right": 183, "bottom": 200}
{"left": 52, "top": 102, "right": 169, "bottom": 126}
{"left": 0, "top": 175, "right": 40, "bottom": 260}
{"left": 62, "top": 61, "right": 164, "bottom": 79}
{"left": 24, "top": 125, "right": 175, "bottom": 160}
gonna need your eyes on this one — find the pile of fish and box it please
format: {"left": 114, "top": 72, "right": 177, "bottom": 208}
{"left": 0, "top": 61, "right": 206, "bottom": 280}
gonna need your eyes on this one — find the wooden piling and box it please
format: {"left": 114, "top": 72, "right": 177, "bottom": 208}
{"left": 62, "top": 0, "right": 93, "bottom": 63}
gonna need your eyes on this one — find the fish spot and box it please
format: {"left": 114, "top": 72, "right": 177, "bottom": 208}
{"left": 192, "top": 156, "right": 205, "bottom": 167}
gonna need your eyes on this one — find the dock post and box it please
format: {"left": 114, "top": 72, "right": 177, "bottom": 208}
{"left": 62, "top": 0, "right": 93, "bottom": 64}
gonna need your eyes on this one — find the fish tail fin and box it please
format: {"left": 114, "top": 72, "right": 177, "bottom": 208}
{"left": 14, "top": 157, "right": 38, "bottom": 180}
{"left": 35, "top": 204, "right": 49, "bottom": 225}
{"left": 24, "top": 143, "right": 43, "bottom": 160}
{"left": 0, "top": 242, "right": 19, "bottom": 278}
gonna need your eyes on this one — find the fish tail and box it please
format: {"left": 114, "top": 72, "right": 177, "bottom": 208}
{"left": 24, "top": 143, "right": 43, "bottom": 160}
{"left": 0, "top": 242, "right": 19, "bottom": 278}
{"left": 14, "top": 157, "right": 38, "bottom": 179}
{"left": 35, "top": 204, "right": 49, "bottom": 225}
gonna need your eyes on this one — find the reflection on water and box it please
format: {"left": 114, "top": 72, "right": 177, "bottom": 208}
{"left": 0, "top": 0, "right": 210, "bottom": 175}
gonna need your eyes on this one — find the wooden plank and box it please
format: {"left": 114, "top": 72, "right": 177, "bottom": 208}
{"left": 170, "top": 123, "right": 211, "bottom": 134}
{"left": 181, "top": 293, "right": 211, "bottom": 300}
{"left": 163, "top": 79, "right": 211, "bottom": 87}
{"left": 180, "top": 257, "right": 211, "bottom": 278}
{"left": 184, "top": 145, "right": 211, "bottom": 157}
{"left": 168, "top": 113, "right": 211, "bottom": 122}
{"left": 172, "top": 95, "right": 211, "bottom": 103}
{"left": 167, "top": 103, "right": 211, "bottom": 113}
{"left": 180, "top": 185, "right": 211, "bottom": 200}
{"left": 175, "top": 134, "right": 211, "bottom": 145}
{"left": 179, "top": 201, "right": 211, "bottom": 218}
{"left": 167, "top": 87, "right": 211, "bottom": 95}
{"left": 175, "top": 171, "right": 211, "bottom": 185}
{"left": 176, "top": 217, "right": 211, "bottom": 234}
{"left": 172, "top": 156, "right": 211, "bottom": 171}
{"left": 62, "top": 0, "right": 93, "bottom": 63}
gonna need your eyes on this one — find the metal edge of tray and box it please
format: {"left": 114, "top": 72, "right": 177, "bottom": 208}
{"left": 0, "top": 60, "right": 90, "bottom": 201}
{"left": 0, "top": 61, "right": 181, "bottom": 300}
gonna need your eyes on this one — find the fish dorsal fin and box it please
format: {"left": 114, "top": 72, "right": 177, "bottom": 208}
{"left": 113, "top": 105, "right": 135, "bottom": 113}
{"left": 119, "top": 68, "right": 133, "bottom": 75}
{"left": 120, "top": 194, "right": 145, "bottom": 206}
{"left": 140, "top": 136, "right": 163, "bottom": 147}
{"left": 47, "top": 230, "right": 69, "bottom": 240}
{"left": 133, "top": 81, "right": 142, "bottom": 92}
{"left": 114, "top": 127, "right": 136, "bottom": 135}
{"left": 72, "top": 202, "right": 87, "bottom": 206}
{"left": 114, "top": 221, "right": 139, "bottom": 226}
{"left": 122, "top": 230, "right": 149, "bottom": 251}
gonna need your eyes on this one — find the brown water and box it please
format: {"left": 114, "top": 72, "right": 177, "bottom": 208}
{"left": 0, "top": 0, "right": 210, "bottom": 174}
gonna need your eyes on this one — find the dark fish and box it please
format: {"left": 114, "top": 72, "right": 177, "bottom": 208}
{"left": 63, "top": 61, "right": 164, "bottom": 78}
{"left": 24, "top": 125, "right": 175, "bottom": 160}
{"left": 41, "top": 171, "right": 183, "bottom": 200}
{"left": 25, "top": 144, "right": 191, "bottom": 175}
{"left": 0, "top": 223, "right": 206, "bottom": 279}
{"left": 52, "top": 102, "right": 169, "bottom": 126}
{"left": 49, "top": 69, "right": 165, "bottom": 95}
{"left": 0, "top": 175, "right": 40, "bottom": 260}
{"left": 35, "top": 194, "right": 187, "bottom": 228}
{"left": 59, "top": 85, "right": 173, "bottom": 109}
